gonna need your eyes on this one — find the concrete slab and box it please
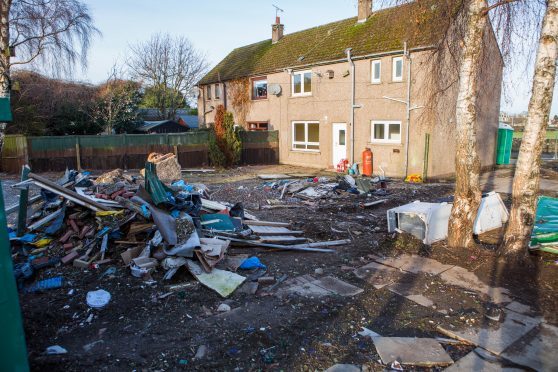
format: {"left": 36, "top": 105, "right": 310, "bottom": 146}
{"left": 276, "top": 275, "right": 363, "bottom": 298}
{"left": 444, "top": 348, "right": 523, "bottom": 372}
{"left": 353, "top": 261, "right": 396, "bottom": 279}
{"left": 505, "top": 301, "right": 532, "bottom": 315}
{"left": 353, "top": 261, "right": 406, "bottom": 289}
{"left": 373, "top": 337, "right": 453, "bottom": 367}
{"left": 500, "top": 323, "right": 558, "bottom": 371}
{"left": 399, "top": 255, "right": 454, "bottom": 275}
{"left": 325, "top": 364, "right": 361, "bottom": 372}
{"left": 439, "top": 266, "right": 511, "bottom": 304}
{"left": 312, "top": 276, "right": 364, "bottom": 297}
{"left": 405, "top": 294, "right": 435, "bottom": 308}
{"left": 438, "top": 310, "right": 541, "bottom": 355}
{"left": 372, "top": 254, "right": 415, "bottom": 269}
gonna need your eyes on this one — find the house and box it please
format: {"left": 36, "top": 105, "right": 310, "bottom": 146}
{"left": 197, "top": 0, "right": 503, "bottom": 178}
{"left": 133, "top": 120, "right": 189, "bottom": 134}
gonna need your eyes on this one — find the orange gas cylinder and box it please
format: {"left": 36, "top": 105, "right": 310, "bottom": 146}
{"left": 362, "top": 147, "right": 373, "bottom": 176}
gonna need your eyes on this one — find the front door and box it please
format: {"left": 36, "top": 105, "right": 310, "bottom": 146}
{"left": 332, "top": 123, "right": 347, "bottom": 167}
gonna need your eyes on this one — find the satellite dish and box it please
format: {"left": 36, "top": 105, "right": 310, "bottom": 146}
{"left": 268, "top": 84, "right": 282, "bottom": 96}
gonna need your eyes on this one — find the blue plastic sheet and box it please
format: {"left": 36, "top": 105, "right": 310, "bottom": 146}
{"left": 239, "top": 256, "right": 267, "bottom": 270}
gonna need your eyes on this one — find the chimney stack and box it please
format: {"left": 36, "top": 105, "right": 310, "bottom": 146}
{"left": 272, "top": 16, "right": 284, "bottom": 44}
{"left": 357, "top": 0, "right": 372, "bottom": 23}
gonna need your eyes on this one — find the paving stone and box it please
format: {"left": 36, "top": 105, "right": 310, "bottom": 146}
{"left": 505, "top": 301, "right": 532, "bottom": 315}
{"left": 444, "top": 348, "right": 523, "bottom": 372}
{"left": 373, "top": 337, "right": 453, "bottom": 366}
{"left": 372, "top": 254, "right": 415, "bottom": 269}
{"left": 312, "top": 276, "right": 363, "bottom": 297}
{"left": 325, "top": 364, "right": 361, "bottom": 372}
{"left": 438, "top": 310, "right": 541, "bottom": 355}
{"left": 353, "top": 261, "right": 395, "bottom": 279}
{"left": 439, "top": 266, "right": 511, "bottom": 304}
{"left": 276, "top": 275, "right": 362, "bottom": 298}
{"left": 405, "top": 294, "right": 435, "bottom": 308}
{"left": 500, "top": 323, "right": 558, "bottom": 371}
{"left": 399, "top": 255, "right": 454, "bottom": 275}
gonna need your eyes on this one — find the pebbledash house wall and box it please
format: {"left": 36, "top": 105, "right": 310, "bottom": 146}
{"left": 198, "top": 40, "right": 502, "bottom": 179}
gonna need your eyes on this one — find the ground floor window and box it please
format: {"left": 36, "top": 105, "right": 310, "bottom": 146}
{"left": 292, "top": 121, "right": 319, "bottom": 151}
{"left": 248, "top": 122, "right": 269, "bottom": 131}
{"left": 371, "top": 121, "right": 401, "bottom": 143}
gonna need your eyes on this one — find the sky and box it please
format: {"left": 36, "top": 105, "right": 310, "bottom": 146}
{"left": 74, "top": 0, "right": 554, "bottom": 115}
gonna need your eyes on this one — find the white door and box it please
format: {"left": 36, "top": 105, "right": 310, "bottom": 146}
{"left": 332, "top": 123, "right": 347, "bottom": 166}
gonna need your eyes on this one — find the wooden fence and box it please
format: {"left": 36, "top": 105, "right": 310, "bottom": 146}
{"left": 1, "top": 131, "right": 279, "bottom": 173}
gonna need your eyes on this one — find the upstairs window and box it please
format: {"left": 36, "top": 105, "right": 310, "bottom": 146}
{"left": 248, "top": 121, "right": 269, "bottom": 131}
{"left": 292, "top": 121, "right": 319, "bottom": 151}
{"left": 292, "top": 70, "right": 312, "bottom": 96}
{"left": 252, "top": 77, "right": 267, "bottom": 99}
{"left": 372, "top": 121, "right": 401, "bottom": 143}
{"left": 392, "top": 57, "right": 403, "bottom": 82}
{"left": 206, "top": 85, "right": 212, "bottom": 100}
{"left": 371, "top": 60, "right": 381, "bottom": 83}
{"left": 214, "top": 84, "right": 221, "bottom": 99}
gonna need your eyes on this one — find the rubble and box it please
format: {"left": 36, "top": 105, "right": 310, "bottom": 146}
{"left": 8, "top": 156, "right": 349, "bottom": 302}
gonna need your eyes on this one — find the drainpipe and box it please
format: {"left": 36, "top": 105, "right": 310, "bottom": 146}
{"left": 223, "top": 82, "right": 227, "bottom": 111}
{"left": 201, "top": 87, "right": 206, "bottom": 127}
{"left": 404, "top": 42, "right": 412, "bottom": 177}
{"left": 346, "top": 48, "right": 356, "bottom": 165}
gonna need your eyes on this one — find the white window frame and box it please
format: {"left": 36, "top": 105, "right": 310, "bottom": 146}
{"left": 291, "top": 70, "right": 312, "bottom": 97}
{"left": 371, "top": 60, "right": 381, "bottom": 84}
{"left": 206, "top": 85, "right": 212, "bottom": 100}
{"left": 292, "top": 121, "right": 320, "bottom": 151}
{"left": 392, "top": 56, "right": 403, "bottom": 82}
{"left": 214, "top": 83, "right": 220, "bottom": 99}
{"left": 371, "top": 120, "right": 402, "bottom": 144}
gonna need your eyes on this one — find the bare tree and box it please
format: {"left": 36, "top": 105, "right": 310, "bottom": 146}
{"left": 127, "top": 33, "right": 208, "bottom": 120}
{"left": 501, "top": 0, "right": 558, "bottom": 262}
{"left": 1, "top": 0, "right": 98, "bottom": 96}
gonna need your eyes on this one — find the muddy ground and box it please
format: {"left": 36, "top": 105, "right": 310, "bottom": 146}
{"left": 2, "top": 164, "right": 557, "bottom": 371}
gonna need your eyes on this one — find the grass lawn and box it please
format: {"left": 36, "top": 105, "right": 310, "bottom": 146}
{"left": 513, "top": 129, "right": 558, "bottom": 139}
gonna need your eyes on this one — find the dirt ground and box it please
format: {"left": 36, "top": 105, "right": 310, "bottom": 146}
{"left": 3, "top": 164, "right": 557, "bottom": 371}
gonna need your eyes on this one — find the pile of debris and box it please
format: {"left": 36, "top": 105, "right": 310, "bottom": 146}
{"left": 7, "top": 155, "right": 350, "bottom": 298}
{"left": 258, "top": 173, "right": 390, "bottom": 205}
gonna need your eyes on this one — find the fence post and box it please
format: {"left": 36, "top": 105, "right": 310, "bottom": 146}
{"left": 123, "top": 134, "right": 128, "bottom": 170}
{"left": 75, "top": 136, "right": 81, "bottom": 170}
{"left": 16, "top": 165, "right": 30, "bottom": 237}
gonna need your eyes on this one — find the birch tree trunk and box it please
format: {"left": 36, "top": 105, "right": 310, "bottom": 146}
{"left": 0, "top": 0, "right": 11, "bottom": 152}
{"left": 501, "top": 0, "right": 558, "bottom": 261}
{"left": 0, "top": 0, "right": 10, "bottom": 98}
{"left": 447, "top": 0, "right": 487, "bottom": 248}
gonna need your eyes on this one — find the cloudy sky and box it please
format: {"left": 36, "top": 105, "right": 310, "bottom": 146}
{"left": 74, "top": 0, "right": 552, "bottom": 115}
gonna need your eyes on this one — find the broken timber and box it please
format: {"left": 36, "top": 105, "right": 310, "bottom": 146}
{"left": 28, "top": 173, "right": 110, "bottom": 212}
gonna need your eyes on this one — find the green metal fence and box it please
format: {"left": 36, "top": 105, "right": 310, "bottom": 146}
{"left": 1, "top": 131, "right": 279, "bottom": 173}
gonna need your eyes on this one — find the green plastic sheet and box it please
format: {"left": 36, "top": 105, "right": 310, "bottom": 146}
{"left": 531, "top": 196, "right": 558, "bottom": 252}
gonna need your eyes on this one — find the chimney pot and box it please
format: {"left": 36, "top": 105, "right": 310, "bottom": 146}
{"left": 358, "top": 0, "right": 373, "bottom": 23}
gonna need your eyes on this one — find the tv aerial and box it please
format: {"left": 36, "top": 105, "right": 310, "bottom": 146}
{"left": 272, "top": 4, "right": 284, "bottom": 18}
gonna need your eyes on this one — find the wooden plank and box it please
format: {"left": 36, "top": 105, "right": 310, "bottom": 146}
{"left": 243, "top": 220, "right": 290, "bottom": 227}
{"left": 28, "top": 173, "right": 110, "bottom": 211}
{"left": 247, "top": 225, "right": 303, "bottom": 236}
{"left": 259, "top": 235, "right": 307, "bottom": 244}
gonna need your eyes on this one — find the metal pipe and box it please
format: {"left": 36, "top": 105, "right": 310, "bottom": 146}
{"left": 404, "top": 42, "right": 412, "bottom": 177}
{"left": 346, "top": 48, "right": 356, "bottom": 165}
